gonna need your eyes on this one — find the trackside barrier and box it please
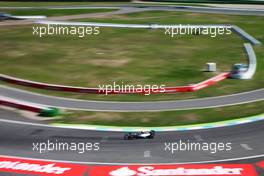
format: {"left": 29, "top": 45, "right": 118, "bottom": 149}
{"left": 192, "top": 72, "right": 230, "bottom": 91}
{"left": 0, "top": 13, "right": 46, "bottom": 20}
{"left": 0, "top": 96, "right": 60, "bottom": 117}
{"left": 0, "top": 74, "right": 98, "bottom": 93}
{"left": 36, "top": 21, "right": 261, "bottom": 45}
{"left": 0, "top": 73, "right": 230, "bottom": 94}
{"left": 232, "top": 26, "right": 261, "bottom": 45}
{"left": 11, "top": 15, "right": 47, "bottom": 19}
{"left": 243, "top": 43, "right": 257, "bottom": 79}
{"left": 230, "top": 43, "right": 257, "bottom": 79}
{"left": 0, "top": 155, "right": 262, "bottom": 176}
{"left": 0, "top": 156, "right": 88, "bottom": 176}
{"left": 37, "top": 21, "right": 232, "bottom": 29}
{"left": 90, "top": 164, "right": 258, "bottom": 176}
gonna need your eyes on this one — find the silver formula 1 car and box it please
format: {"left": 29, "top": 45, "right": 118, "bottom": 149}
{"left": 124, "top": 130, "right": 155, "bottom": 140}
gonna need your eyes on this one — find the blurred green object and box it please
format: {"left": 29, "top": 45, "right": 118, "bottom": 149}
{"left": 39, "top": 107, "right": 60, "bottom": 117}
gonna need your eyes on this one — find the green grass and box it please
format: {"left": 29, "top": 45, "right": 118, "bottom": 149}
{"left": 1, "top": 8, "right": 118, "bottom": 17}
{"left": 0, "top": 10, "right": 263, "bottom": 102}
{"left": 54, "top": 101, "right": 264, "bottom": 127}
{"left": 0, "top": 26, "right": 251, "bottom": 100}
{"left": 78, "top": 11, "right": 264, "bottom": 43}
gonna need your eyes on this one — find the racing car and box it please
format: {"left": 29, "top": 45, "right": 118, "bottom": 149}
{"left": 0, "top": 13, "right": 12, "bottom": 21}
{"left": 124, "top": 130, "right": 155, "bottom": 140}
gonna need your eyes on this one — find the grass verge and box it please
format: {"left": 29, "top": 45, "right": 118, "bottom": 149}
{"left": 53, "top": 101, "right": 264, "bottom": 127}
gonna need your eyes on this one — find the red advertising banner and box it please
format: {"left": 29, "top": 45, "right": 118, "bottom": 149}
{"left": 257, "top": 160, "right": 264, "bottom": 170}
{"left": 0, "top": 156, "right": 88, "bottom": 176}
{"left": 0, "top": 156, "right": 260, "bottom": 176}
{"left": 90, "top": 164, "right": 257, "bottom": 176}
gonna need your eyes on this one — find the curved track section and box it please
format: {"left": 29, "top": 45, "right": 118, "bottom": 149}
{"left": 0, "top": 95, "right": 49, "bottom": 113}
{"left": 1, "top": 5, "right": 264, "bottom": 28}
{"left": 0, "top": 21, "right": 262, "bottom": 111}
{"left": 0, "top": 85, "right": 263, "bottom": 111}
{"left": 37, "top": 21, "right": 261, "bottom": 45}
{"left": 0, "top": 73, "right": 229, "bottom": 94}
{"left": 0, "top": 108, "right": 263, "bottom": 164}
{"left": 1, "top": 5, "right": 264, "bottom": 16}
{"left": 0, "top": 4, "right": 263, "bottom": 171}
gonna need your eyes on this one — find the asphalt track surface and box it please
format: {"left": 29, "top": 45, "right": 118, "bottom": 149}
{"left": 1, "top": 4, "right": 264, "bottom": 16}
{"left": 1, "top": 86, "right": 264, "bottom": 111}
{"left": 0, "top": 108, "right": 263, "bottom": 164}
{"left": 0, "top": 4, "right": 263, "bottom": 174}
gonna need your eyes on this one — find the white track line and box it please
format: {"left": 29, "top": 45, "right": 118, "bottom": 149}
{"left": 144, "top": 150, "right": 151, "bottom": 158}
{"left": 0, "top": 154, "right": 263, "bottom": 165}
{"left": 0, "top": 114, "right": 263, "bottom": 132}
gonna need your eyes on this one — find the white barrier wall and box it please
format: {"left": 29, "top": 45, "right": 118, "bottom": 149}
{"left": 242, "top": 43, "right": 257, "bottom": 79}
{"left": 36, "top": 21, "right": 261, "bottom": 45}
{"left": 232, "top": 26, "right": 261, "bottom": 45}
{"left": 230, "top": 43, "right": 257, "bottom": 79}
